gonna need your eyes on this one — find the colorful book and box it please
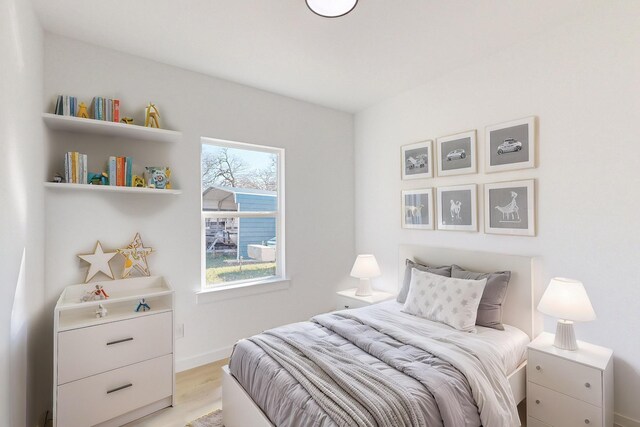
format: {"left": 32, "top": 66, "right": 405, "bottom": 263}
{"left": 82, "top": 154, "right": 88, "bottom": 184}
{"left": 125, "top": 157, "right": 132, "bottom": 186}
{"left": 55, "top": 95, "right": 63, "bottom": 115}
{"left": 63, "top": 96, "right": 70, "bottom": 116}
{"left": 113, "top": 99, "right": 120, "bottom": 123}
{"left": 108, "top": 156, "right": 116, "bottom": 186}
{"left": 117, "top": 157, "right": 125, "bottom": 186}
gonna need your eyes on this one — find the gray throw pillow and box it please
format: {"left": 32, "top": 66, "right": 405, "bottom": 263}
{"left": 450, "top": 264, "right": 511, "bottom": 330}
{"left": 396, "top": 259, "right": 451, "bottom": 303}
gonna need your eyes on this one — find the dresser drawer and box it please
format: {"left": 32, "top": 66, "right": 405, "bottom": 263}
{"left": 335, "top": 295, "right": 369, "bottom": 310}
{"left": 57, "top": 354, "right": 172, "bottom": 427}
{"left": 527, "top": 417, "right": 551, "bottom": 427}
{"left": 57, "top": 312, "right": 173, "bottom": 384}
{"left": 528, "top": 349, "right": 602, "bottom": 406}
{"left": 528, "top": 382, "right": 602, "bottom": 427}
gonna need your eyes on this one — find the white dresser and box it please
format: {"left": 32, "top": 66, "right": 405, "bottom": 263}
{"left": 53, "top": 276, "right": 175, "bottom": 427}
{"left": 527, "top": 332, "right": 613, "bottom": 427}
{"left": 335, "top": 288, "right": 395, "bottom": 310}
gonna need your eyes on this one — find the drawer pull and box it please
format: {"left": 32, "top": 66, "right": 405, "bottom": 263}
{"left": 585, "top": 419, "right": 590, "bottom": 424}
{"left": 106, "top": 337, "right": 134, "bottom": 346}
{"left": 585, "top": 382, "right": 591, "bottom": 388}
{"left": 106, "top": 383, "right": 132, "bottom": 394}
{"left": 535, "top": 399, "right": 540, "bottom": 404}
{"left": 535, "top": 365, "right": 541, "bottom": 371}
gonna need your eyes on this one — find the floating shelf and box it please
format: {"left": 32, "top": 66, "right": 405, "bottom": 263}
{"left": 42, "top": 113, "right": 181, "bottom": 143}
{"left": 44, "top": 182, "right": 182, "bottom": 195}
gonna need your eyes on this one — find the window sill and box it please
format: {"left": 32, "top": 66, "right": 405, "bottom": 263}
{"left": 196, "top": 277, "right": 291, "bottom": 304}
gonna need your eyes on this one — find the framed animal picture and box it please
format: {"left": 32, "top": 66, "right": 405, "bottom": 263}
{"left": 436, "top": 130, "right": 477, "bottom": 177}
{"left": 436, "top": 184, "right": 477, "bottom": 232}
{"left": 485, "top": 180, "right": 536, "bottom": 236}
{"left": 401, "top": 140, "right": 433, "bottom": 180}
{"left": 401, "top": 188, "right": 434, "bottom": 230}
{"left": 485, "top": 116, "right": 536, "bottom": 173}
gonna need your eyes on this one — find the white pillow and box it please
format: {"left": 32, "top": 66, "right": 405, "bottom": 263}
{"left": 403, "top": 268, "right": 487, "bottom": 332}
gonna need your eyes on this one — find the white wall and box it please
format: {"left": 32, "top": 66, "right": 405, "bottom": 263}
{"left": 41, "top": 34, "right": 354, "bottom": 413}
{"left": 0, "top": 0, "right": 45, "bottom": 425}
{"left": 355, "top": 2, "right": 640, "bottom": 423}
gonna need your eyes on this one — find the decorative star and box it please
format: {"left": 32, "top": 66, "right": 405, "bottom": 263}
{"left": 78, "top": 241, "right": 117, "bottom": 283}
{"left": 117, "top": 233, "right": 153, "bottom": 278}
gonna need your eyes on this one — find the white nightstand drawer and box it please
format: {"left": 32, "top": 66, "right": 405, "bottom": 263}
{"left": 528, "top": 348, "right": 602, "bottom": 406}
{"left": 336, "top": 295, "right": 369, "bottom": 310}
{"left": 57, "top": 354, "right": 173, "bottom": 427}
{"left": 528, "top": 382, "right": 602, "bottom": 427}
{"left": 57, "top": 311, "right": 173, "bottom": 384}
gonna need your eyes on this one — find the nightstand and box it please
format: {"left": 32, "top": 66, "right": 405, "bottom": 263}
{"left": 527, "top": 332, "right": 613, "bottom": 427}
{"left": 335, "top": 288, "right": 394, "bottom": 310}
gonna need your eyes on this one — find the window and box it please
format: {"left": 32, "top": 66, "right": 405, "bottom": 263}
{"left": 201, "top": 138, "right": 284, "bottom": 289}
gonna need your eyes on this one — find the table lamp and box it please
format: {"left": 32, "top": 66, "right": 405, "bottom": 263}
{"left": 537, "top": 277, "right": 596, "bottom": 351}
{"left": 350, "top": 254, "right": 381, "bottom": 296}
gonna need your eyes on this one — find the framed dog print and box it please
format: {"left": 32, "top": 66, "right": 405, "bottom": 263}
{"left": 401, "top": 189, "right": 434, "bottom": 230}
{"left": 436, "top": 130, "right": 477, "bottom": 177}
{"left": 436, "top": 184, "right": 477, "bottom": 232}
{"left": 485, "top": 117, "right": 536, "bottom": 173}
{"left": 485, "top": 180, "right": 536, "bottom": 236}
{"left": 401, "top": 140, "right": 433, "bottom": 180}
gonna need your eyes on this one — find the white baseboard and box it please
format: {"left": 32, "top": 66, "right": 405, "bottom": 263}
{"left": 175, "top": 345, "right": 233, "bottom": 372}
{"left": 616, "top": 413, "right": 640, "bottom": 427}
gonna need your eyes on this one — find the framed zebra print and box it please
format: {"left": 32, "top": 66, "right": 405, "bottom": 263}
{"left": 485, "top": 179, "right": 536, "bottom": 236}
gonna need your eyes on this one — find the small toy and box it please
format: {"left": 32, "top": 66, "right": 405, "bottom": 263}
{"left": 135, "top": 298, "right": 151, "bottom": 312}
{"left": 144, "top": 167, "right": 171, "bottom": 190}
{"left": 88, "top": 172, "right": 109, "bottom": 185}
{"left": 121, "top": 117, "right": 134, "bottom": 125}
{"left": 81, "top": 284, "right": 110, "bottom": 302}
{"left": 77, "top": 102, "right": 89, "bottom": 119}
{"left": 95, "top": 304, "right": 108, "bottom": 318}
{"left": 52, "top": 174, "right": 64, "bottom": 183}
{"left": 132, "top": 175, "right": 146, "bottom": 188}
{"left": 144, "top": 103, "right": 160, "bottom": 128}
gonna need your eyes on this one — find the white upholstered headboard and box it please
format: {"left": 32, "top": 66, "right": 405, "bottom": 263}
{"left": 398, "top": 245, "right": 542, "bottom": 339}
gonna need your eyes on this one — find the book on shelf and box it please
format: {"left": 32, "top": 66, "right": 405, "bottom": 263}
{"left": 107, "top": 156, "right": 133, "bottom": 187}
{"left": 64, "top": 152, "right": 88, "bottom": 184}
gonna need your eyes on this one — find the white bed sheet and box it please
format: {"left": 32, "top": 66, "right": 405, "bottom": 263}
{"left": 378, "top": 300, "right": 530, "bottom": 374}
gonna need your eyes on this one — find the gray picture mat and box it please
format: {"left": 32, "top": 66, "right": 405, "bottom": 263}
{"left": 404, "top": 147, "right": 430, "bottom": 176}
{"left": 489, "top": 123, "right": 530, "bottom": 166}
{"left": 404, "top": 193, "right": 430, "bottom": 224}
{"left": 440, "top": 137, "right": 472, "bottom": 171}
{"left": 440, "top": 189, "right": 472, "bottom": 226}
{"left": 489, "top": 186, "right": 529, "bottom": 229}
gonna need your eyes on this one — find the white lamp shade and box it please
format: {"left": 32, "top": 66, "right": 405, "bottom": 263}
{"left": 350, "top": 254, "right": 381, "bottom": 279}
{"left": 538, "top": 277, "right": 596, "bottom": 322}
{"left": 306, "top": 0, "right": 358, "bottom": 17}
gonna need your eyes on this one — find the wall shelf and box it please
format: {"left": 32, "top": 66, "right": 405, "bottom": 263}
{"left": 43, "top": 113, "right": 181, "bottom": 143}
{"left": 44, "top": 182, "right": 182, "bottom": 195}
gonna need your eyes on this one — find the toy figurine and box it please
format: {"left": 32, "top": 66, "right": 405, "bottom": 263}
{"left": 144, "top": 167, "right": 171, "bottom": 190}
{"left": 132, "top": 175, "right": 145, "bottom": 188}
{"left": 144, "top": 103, "right": 160, "bottom": 128}
{"left": 95, "top": 304, "right": 108, "bottom": 318}
{"left": 52, "top": 174, "right": 64, "bottom": 183}
{"left": 135, "top": 298, "right": 151, "bottom": 312}
{"left": 77, "top": 102, "right": 90, "bottom": 119}
{"left": 81, "top": 284, "right": 110, "bottom": 302}
{"left": 88, "top": 172, "right": 109, "bottom": 185}
{"left": 121, "top": 117, "right": 134, "bottom": 125}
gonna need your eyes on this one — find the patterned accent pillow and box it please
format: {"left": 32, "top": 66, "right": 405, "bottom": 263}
{"left": 402, "top": 268, "right": 487, "bottom": 332}
{"left": 396, "top": 259, "right": 452, "bottom": 303}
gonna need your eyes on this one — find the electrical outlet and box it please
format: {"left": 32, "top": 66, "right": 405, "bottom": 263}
{"left": 176, "top": 323, "right": 185, "bottom": 339}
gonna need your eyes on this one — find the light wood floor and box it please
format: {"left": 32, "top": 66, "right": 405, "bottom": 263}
{"left": 124, "top": 357, "right": 528, "bottom": 427}
{"left": 124, "top": 359, "right": 227, "bottom": 427}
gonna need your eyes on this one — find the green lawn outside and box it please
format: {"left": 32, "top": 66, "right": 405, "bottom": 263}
{"left": 205, "top": 252, "right": 276, "bottom": 286}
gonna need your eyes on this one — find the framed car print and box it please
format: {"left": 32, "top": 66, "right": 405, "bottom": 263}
{"left": 485, "top": 179, "right": 536, "bottom": 236}
{"left": 401, "top": 188, "right": 434, "bottom": 230}
{"left": 436, "top": 130, "right": 477, "bottom": 177}
{"left": 401, "top": 140, "right": 433, "bottom": 180}
{"left": 436, "top": 184, "right": 477, "bottom": 232}
{"left": 485, "top": 116, "right": 536, "bottom": 173}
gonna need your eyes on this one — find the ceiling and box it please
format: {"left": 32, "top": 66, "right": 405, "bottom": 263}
{"left": 32, "top": 0, "right": 585, "bottom": 113}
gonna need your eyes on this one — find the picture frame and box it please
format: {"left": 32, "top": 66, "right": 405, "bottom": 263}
{"left": 485, "top": 116, "right": 536, "bottom": 173}
{"left": 436, "top": 184, "right": 477, "bottom": 232}
{"left": 484, "top": 179, "right": 536, "bottom": 236}
{"left": 401, "top": 140, "right": 433, "bottom": 180}
{"left": 401, "top": 188, "right": 434, "bottom": 230}
{"left": 436, "top": 130, "right": 477, "bottom": 177}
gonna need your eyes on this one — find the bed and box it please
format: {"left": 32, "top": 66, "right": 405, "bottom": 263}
{"left": 222, "top": 246, "right": 542, "bottom": 427}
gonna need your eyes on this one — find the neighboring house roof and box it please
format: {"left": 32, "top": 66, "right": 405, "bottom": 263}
{"left": 202, "top": 185, "right": 276, "bottom": 198}
{"left": 202, "top": 186, "right": 277, "bottom": 212}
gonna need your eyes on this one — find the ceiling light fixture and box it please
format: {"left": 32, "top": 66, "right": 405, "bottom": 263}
{"left": 306, "top": 0, "right": 358, "bottom": 18}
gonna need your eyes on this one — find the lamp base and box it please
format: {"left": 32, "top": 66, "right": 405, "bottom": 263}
{"left": 554, "top": 320, "right": 578, "bottom": 351}
{"left": 355, "top": 278, "right": 372, "bottom": 296}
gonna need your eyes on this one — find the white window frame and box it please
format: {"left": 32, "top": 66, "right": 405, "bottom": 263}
{"left": 199, "top": 137, "right": 286, "bottom": 299}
